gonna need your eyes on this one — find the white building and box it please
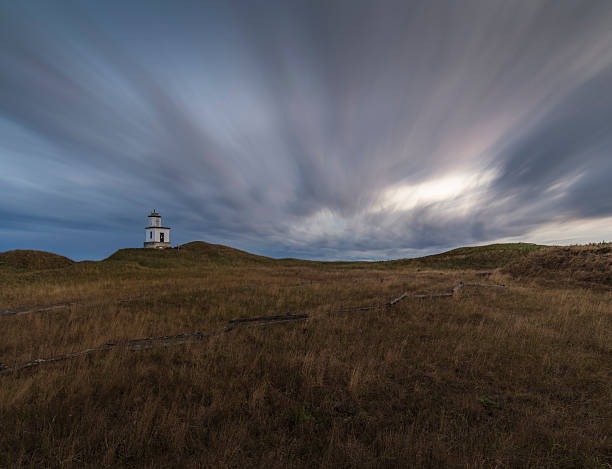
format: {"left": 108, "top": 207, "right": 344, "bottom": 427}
{"left": 144, "top": 210, "right": 171, "bottom": 248}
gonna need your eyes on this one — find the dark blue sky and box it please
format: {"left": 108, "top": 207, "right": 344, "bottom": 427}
{"left": 1, "top": 0, "right": 611, "bottom": 260}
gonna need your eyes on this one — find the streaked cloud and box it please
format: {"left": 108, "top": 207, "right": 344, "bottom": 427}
{"left": 0, "top": 0, "right": 611, "bottom": 260}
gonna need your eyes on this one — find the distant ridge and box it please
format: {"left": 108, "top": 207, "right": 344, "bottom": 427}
{"left": 388, "top": 243, "right": 545, "bottom": 270}
{"left": 0, "top": 242, "right": 549, "bottom": 271}
{"left": 0, "top": 249, "right": 74, "bottom": 271}
{"left": 11, "top": 242, "right": 612, "bottom": 277}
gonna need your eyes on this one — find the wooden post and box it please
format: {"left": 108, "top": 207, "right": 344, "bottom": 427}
{"left": 453, "top": 282, "right": 463, "bottom": 299}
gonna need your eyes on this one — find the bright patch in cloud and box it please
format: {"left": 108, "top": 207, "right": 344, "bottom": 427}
{"left": 374, "top": 170, "right": 497, "bottom": 213}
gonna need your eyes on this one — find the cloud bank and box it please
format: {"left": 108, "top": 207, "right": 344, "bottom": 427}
{"left": 1, "top": 0, "right": 611, "bottom": 260}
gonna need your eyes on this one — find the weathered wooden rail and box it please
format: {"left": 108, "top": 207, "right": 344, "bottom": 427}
{"left": 0, "top": 313, "right": 309, "bottom": 375}
{"left": 0, "top": 302, "right": 80, "bottom": 316}
{"left": 336, "top": 282, "right": 506, "bottom": 312}
{"left": 0, "top": 271, "right": 479, "bottom": 318}
{"left": 0, "top": 281, "right": 506, "bottom": 376}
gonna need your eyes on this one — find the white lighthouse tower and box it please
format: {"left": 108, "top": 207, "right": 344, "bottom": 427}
{"left": 144, "top": 210, "right": 171, "bottom": 248}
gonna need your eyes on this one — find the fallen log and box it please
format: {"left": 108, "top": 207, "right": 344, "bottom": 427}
{"left": 104, "top": 331, "right": 207, "bottom": 347}
{"left": 1, "top": 281, "right": 508, "bottom": 376}
{"left": 129, "top": 319, "right": 309, "bottom": 351}
{"left": 460, "top": 282, "right": 506, "bottom": 288}
{"left": 334, "top": 305, "right": 379, "bottom": 312}
{"left": 2, "top": 346, "right": 114, "bottom": 373}
{"left": 0, "top": 302, "right": 79, "bottom": 316}
{"left": 1, "top": 313, "right": 309, "bottom": 376}
{"left": 228, "top": 312, "right": 308, "bottom": 324}
{"left": 414, "top": 292, "right": 454, "bottom": 298}
{"left": 387, "top": 291, "right": 408, "bottom": 305}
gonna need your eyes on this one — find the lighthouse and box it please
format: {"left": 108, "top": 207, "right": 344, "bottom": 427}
{"left": 144, "top": 210, "right": 171, "bottom": 248}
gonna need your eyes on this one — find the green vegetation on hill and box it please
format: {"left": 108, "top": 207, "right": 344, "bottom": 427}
{"left": 104, "top": 241, "right": 547, "bottom": 271}
{"left": 0, "top": 249, "right": 74, "bottom": 272}
{"left": 504, "top": 243, "right": 612, "bottom": 287}
{"left": 105, "top": 241, "right": 274, "bottom": 268}
{"left": 0, "top": 242, "right": 549, "bottom": 273}
{"left": 388, "top": 243, "right": 546, "bottom": 270}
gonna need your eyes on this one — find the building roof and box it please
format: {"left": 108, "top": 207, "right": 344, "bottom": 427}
{"left": 148, "top": 210, "right": 161, "bottom": 217}
{"left": 145, "top": 226, "right": 171, "bottom": 230}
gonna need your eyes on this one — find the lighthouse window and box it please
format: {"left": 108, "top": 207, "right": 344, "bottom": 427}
{"left": 160, "top": 233, "right": 165, "bottom": 242}
{"left": 150, "top": 232, "right": 152, "bottom": 239}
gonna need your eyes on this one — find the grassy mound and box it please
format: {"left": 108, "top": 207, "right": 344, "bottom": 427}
{"left": 179, "top": 241, "right": 271, "bottom": 262}
{"left": 503, "top": 243, "right": 612, "bottom": 287}
{"left": 0, "top": 250, "right": 74, "bottom": 272}
{"left": 104, "top": 241, "right": 549, "bottom": 271}
{"left": 105, "top": 241, "right": 273, "bottom": 268}
{"left": 390, "top": 243, "right": 546, "bottom": 270}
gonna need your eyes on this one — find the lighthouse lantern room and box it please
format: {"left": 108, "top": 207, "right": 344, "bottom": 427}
{"left": 144, "top": 210, "right": 171, "bottom": 248}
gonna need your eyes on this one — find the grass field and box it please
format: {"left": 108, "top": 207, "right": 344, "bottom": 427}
{"left": 0, "top": 242, "right": 610, "bottom": 468}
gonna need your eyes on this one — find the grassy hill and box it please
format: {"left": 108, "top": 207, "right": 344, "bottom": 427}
{"left": 0, "top": 249, "right": 74, "bottom": 272}
{"left": 388, "top": 242, "right": 545, "bottom": 270}
{"left": 101, "top": 241, "right": 550, "bottom": 273}
{"left": 504, "top": 243, "right": 612, "bottom": 287}
{"left": 105, "top": 241, "right": 274, "bottom": 268}
{"left": 0, "top": 242, "right": 550, "bottom": 273}
{"left": 103, "top": 241, "right": 549, "bottom": 271}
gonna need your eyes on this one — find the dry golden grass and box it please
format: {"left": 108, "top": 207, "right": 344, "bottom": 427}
{"left": 0, "top": 244, "right": 610, "bottom": 468}
{"left": 504, "top": 243, "right": 612, "bottom": 288}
